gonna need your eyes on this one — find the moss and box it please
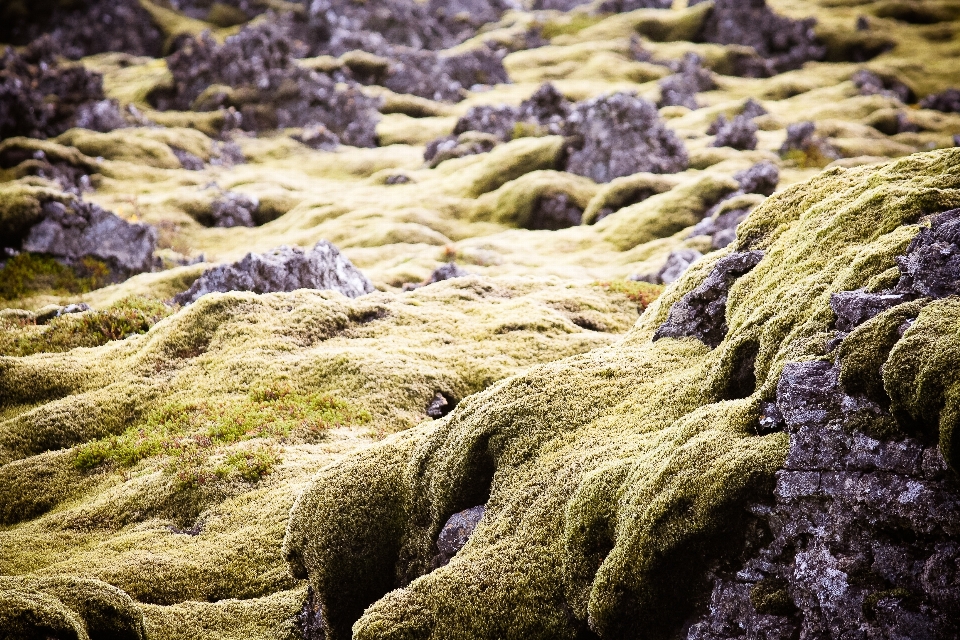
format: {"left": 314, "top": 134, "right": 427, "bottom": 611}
{"left": 883, "top": 297, "right": 960, "bottom": 469}
{"left": 74, "top": 384, "right": 370, "bottom": 487}
{"left": 283, "top": 149, "right": 960, "bottom": 640}
{"left": 598, "top": 173, "right": 740, "bottom": 250}
{"left": 594, "top": 279, "right": 664, "bottom": 311}
{"left": 0, "top": 254, "right": 102, "bottom": 301}
{"left": 0, "top": 296, "right": 172, "bottom": 357}
{"left": 0, "top": 576, "right": 145, "bottom": 640}
{"left": 749, "top": 576, "right": 796, "bottom": 616}
{"left": 862, "top": 587, "right": 919, "bottom": 621}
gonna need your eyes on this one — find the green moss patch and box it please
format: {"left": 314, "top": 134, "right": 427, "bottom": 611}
{"left": 75, "top": 385, "right": 370, "bottom": 487}
{"left": 0, "top": 296, "right": 172, "bottom": 357}
{"left": 0, "top": 254, "right": 111, "bottom": 301}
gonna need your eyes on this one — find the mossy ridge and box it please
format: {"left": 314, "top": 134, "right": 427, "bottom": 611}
{"left": 0, "top": 296, "right": 172, "bottom": 357}
{"left": 74, "top": 384, "right": 371, "bottom": 488}
{"left": 0, "top": 277, "right": 641, "bottom": 614}
{"left": 283, "top": 149, "right": 960, "bottom": 640}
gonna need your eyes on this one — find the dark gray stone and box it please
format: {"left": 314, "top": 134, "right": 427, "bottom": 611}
{"left": 564, "top": 92, "right": 689, "bottom": 183}
{"left": 403, "top": 262, "right": 470, "bottom": 291}
{"left": 693, "top": 0, "right": 827, "bottom": 77}
{"left": 210, "top": 192, "right": 260, "bottom": 229}
{"left": 653, "top": 250, "right": 764, "bottom": 348}
{"left": 921, "top": 89, "right": 960, "bottom": 114}
{"left": 632, "top": 249, "right": 704, "bottom": 285}
{"left": 435, "top": 505, "right": 485, "bottom": 566}
{"left": 831, "top": 290, "right": 913, "bottom": 332}
{"left": 710, "top": 114, "right": 758, "bottom": 151}
{"left": 22, "top": 200, "right": 158, "bottom": 277}
{"left": 526, "top": 193, "right": 583, "bottom": 230}
{"left": 893, "top": 208, "right": 960, "bottom": 299}
{"left": 173, "top": 240, "right": 375, "bottom": 306}
{"left": 658, "top": 53, "right": 716, "bottom": 110}
{"left": 853, "top": 69, "right": 914, "bottom": 104}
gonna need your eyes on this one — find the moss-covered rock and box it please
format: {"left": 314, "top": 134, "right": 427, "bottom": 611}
{"left": 284, "top": 148, "right": 960, "bottom": 640}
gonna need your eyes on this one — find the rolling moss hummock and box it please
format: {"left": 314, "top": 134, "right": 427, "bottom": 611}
{"left": 282, "top": 148, "right": 960, "bottom": 640}
{"left": 0, "top": 276, "right": 644, "bottom": 638}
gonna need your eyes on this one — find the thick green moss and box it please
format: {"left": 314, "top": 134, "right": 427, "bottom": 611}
{"left": 284, "top": 149, "right": 960, "bottom": 640}
{"left": 0, "top": 296, "right": 172, "bottom": 356}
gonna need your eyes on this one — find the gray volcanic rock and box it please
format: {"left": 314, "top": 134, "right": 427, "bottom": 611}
{"left": 173, "top": 241, "right": 375, "bottom": 306}
{"left": 693, "top": 0, "right": 827, "bottom": 77}
{"left": 0, "top": 37, "right": 112, "bottom": 140}
{"left": 403, "top": 262, "right": 471, "bottom": 291}
{"left": 532, "top": 0, "right": 670, "bottom": 10}
{"left": 156, "top": 24, "right": 380, "bottom": 146}
{"left": 686, "top": 358, "right": 960, "bottom": 640}
{"left": 526, "top": 193, "right": 584, "bottom": 230}
{"left": 853, "top": 69, "right": 914, "bottom": 103}
{"left": 564, "top": 92, "right": 689, "bottom": 183}
{"left": 0, "top": 0, "right": 163, "bottom": 59}
{"left": 632, "top": 248, "right": 704, "bottom": 285}
{"left": 22, "top": 200, "right": 158, "bottom": 277}
{"left": 710, "top": 114, "right": 759, "bottom": 150}
{"left": 653, "top": 250, "right": 764, "bottom": 348}
{"left": 434, "top": 506, "right": 485, "bottom": 567}
{"left": 920, "top": 89, "right": 960, "bottom": 114}
{"left": 892, "top": 208, "right": 960, "bottom": 299}
{"left": 658, "top": 53, "right": 716, "bottom": 110}
{"left": 210, "top": 192, "right": 260, "bottom": 229}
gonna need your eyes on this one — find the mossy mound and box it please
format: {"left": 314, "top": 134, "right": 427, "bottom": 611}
{"left": 284, "top": 149, "right": 960, "bottom": 640}
{"left": 0, "top": 277, "right": 647, "bottom": 633}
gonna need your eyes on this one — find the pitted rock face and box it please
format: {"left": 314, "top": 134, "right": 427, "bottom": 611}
{"left": 434, "top": 505, "right": 486, "bottom": 567}
{"left": 0, "top": 36, "right": 110, "bottom": 140}
{"left": 710, "top": 114, "right": 759, "bottom": 151}
{"left": 687, "top": 357, "right": 960, "bottom": 640}
{"left": 831, "top": 291, "right": 913, "bottom": 333}
{"left": 693, "top": 0, "right": 827, "bottom": 76}
{"left": 658, "top": 53, "right": 716, "bottom": 110}
{"left": 22, "top": 200, "right": 158, "bottom": 277}
{"left": 173, "top": 240, "right": 376, "bottom": 306}
{"left": 653, "top": 250, "right": 764, "bottom": 348}
{"left": 563, "top": 92, "right": 689, "bottom": 183}
{"left": 893, "top": 208, "right": 960, "bottom": 299}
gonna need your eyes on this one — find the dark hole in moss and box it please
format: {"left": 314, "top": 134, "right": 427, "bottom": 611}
{"left": 720, "top": 340, "right": 760, "bottom": 401}
{"left": 874, "top": 5, "right": 948, "bottom": 24}
{"left": 298, "top": 585, "right": 325, "bottom": 640}
{"left": 571, "top": 316, "right": 607, "bottom": 332}
{"left": 525, "top": 193, "right": 583, "bottom": 230}
{"left": 750, "top": 576, "right": 797, "bottom": 616}
{"left": 443, "top": 435, "right": 495, "bottom": 528}
{"left": 590, "top": 187, "right": 658, "bottom": 224}
{"left": 426, "top": 391, "right": 458, "bottom": 419}
{"left": 348, "top": 307, "right": 388, "bottom": 325}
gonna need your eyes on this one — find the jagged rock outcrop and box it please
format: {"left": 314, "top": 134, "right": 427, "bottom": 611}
{"left": 19, "top": 200, "right": 158, "bottom": 278}
{"left": 173, "top": 240, "right": 375, "bottom": 305}
{"left": 0, "top": 37, "right": 118, "bottom": 140}
{"left": 154, "top": 24, "right": 380, "bottom": 146}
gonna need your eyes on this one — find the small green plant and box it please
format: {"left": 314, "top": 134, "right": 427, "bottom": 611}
{"left": 0, "top": 253, "right": 112, "bottom": 300}
{"left": 74, "top": 385, "right": 371, "bottom": 487}
{"left": 0, "top": 296, "right": 173, "bottom": 357}
{"left": 595, "top": 279, "right": 664, "bottom": 311}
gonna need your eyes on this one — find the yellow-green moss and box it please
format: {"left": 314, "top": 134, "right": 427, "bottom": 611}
{"left": 283, "top": 149, "right": 960, "bottom": 640}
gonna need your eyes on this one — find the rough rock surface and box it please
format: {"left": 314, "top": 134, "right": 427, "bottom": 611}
{"left": 653, "top": 250, "right": 764, "bottom": 348}
{"left": 710, "top": 114, "right": 759, "bottom": 151}
{"left": 532, "top": 0, "right": 670, "bottom": 10}
{"left": 658, "top": 53, "right": 716, "bottom": 110}
{"left": 20, "top": 200, "right": 158, "bottom": 278}
{"left": 403, "top": 262, "right": 471, "bottom": 291}
{"left": 633, "top": 248, "right": 704, "bottom": 285}
{"left": 853, "top": 70, "right": 914, "bottom": 104}
{"left": 0, "top": 0, "right": 163, "bottom": 59}
{"left": 210, "top": 192, "right": 260, "bottom": 229}
{"left": 920, "top": 89, "right": 960, "bottom": 114}
{"left": 526, "top": 193, "right": 584, "bottom": 230}
{"left": 564, "top": 92, "right": 689, "bottom": 182}
{"left": 0, "top": 37, "right": 113, "bottom": 140}
{"left": 173, "top": 240, "right": 376, "bottom": 306}
{"left": 693, "top": 0, "right": 827, "bottom": 77}
{"left": 156, "top": 25, "right": 380, "bottom": 146}
{"left": 434, "top": 506, "right": 486, "bottom": 567}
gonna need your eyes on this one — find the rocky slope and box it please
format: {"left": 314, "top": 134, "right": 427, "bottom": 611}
{"left": 2, "top": 1, "right": 960, "bottom": 639}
